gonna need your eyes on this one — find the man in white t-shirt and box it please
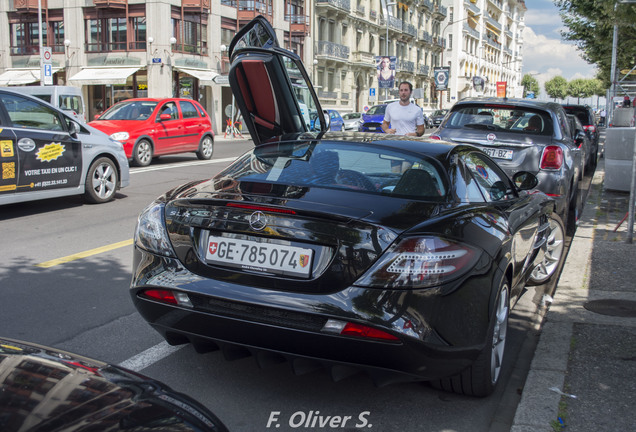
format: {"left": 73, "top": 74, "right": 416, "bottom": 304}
{"left": 381, "top": 81, "right": 425, "bottom": 137}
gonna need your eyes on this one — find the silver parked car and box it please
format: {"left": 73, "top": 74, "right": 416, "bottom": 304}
{"left": 342, "top": 112, "right": 362, "bottom": 130}
{"left": 0, "top": 88, "right": 129, "bottom": 205}
{"left": 431, "top": 98, "right": 582, "bottom": 231}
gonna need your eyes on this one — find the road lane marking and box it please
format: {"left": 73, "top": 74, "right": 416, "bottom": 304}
{"left": 131, "top": 157, "right": 237, "bottom": 174}
{"left": 118, "top": 341, "right": 185, "bottom": 371}
{"left": 36, "top": 239, "right": 133, "bottom": 268}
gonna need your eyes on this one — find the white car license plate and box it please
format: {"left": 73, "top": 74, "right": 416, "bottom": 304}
{"left": 205, "top": 236, "right": 313, "bottom": 277}
{"left": 482, "top": 147, "right": 514, "bottom": 160}
{"left": 368, "top": 126, "right": 377, "bottom": 131}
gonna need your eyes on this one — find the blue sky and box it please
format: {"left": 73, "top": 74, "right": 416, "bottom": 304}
{"left": 521, "top": 0, "right": 598, "bottom": 91}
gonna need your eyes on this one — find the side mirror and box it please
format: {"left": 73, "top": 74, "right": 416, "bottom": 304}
{"left": 322, "top": 110, "right": 331, "bottom": 130}
{"left": 68, "top": 121, "right": 80, "bottom": 138}
{"left": 159, "top": 114, "right": 172, "bottom": 121}
{"left": 512, "top": 171, "right": 538, "bottom": 191}
{"left": 94, "top": 114, "right": 101, "bottom": 120}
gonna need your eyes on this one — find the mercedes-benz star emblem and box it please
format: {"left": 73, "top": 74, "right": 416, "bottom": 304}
{"left": 249, "top": 211, "right": 268, "bottom": 231}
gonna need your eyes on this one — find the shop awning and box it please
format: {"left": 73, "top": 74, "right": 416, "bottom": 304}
{"left": 0, "top": 68, "right": 61, "bottom": 85}
{"left": 68, "top": 66, "right": 142, "bottom": 85}
{"left": 174, "top": 66, "right": 218, "bottom": 85}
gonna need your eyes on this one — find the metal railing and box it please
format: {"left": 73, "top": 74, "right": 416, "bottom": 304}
{"left": 315, "top": 0, "right": 351, "bottom": 11}
{"left": 317, "top": 40, "right": 350, "bottom": 60}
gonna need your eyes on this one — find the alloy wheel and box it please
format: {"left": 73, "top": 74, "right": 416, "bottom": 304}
{"left": 490, "top": 284, "right": 509, "bottom": 384}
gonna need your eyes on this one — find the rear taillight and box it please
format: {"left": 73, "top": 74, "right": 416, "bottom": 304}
{"left": 142, "top": 289, "right": 193, "bottom": 307}
{"left": 355, "top": 236, "right": 480, "bottom": 289}
{"left": 583, "top": 125, "right": 596, "bottom": 133}
{"left": 540, "top": 146, "right": 564, "bottom": 170}
{"left": 322, "top": 320, "right": 400, "bottom": 341}
{"left": 430, "top": 134, "right": 442, "bottom": 140}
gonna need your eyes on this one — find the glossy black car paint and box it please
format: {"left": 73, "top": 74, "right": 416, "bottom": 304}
{"left": 0, "top": 337, "right": 228, "bottom": 432}
{"left": 130, "top": 136, "right": 555, "bottom": 387}
{"left": 130, "top": 17, "right": 560, "bottom": 397}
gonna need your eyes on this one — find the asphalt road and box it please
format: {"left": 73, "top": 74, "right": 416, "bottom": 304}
{"left": 0, "top": 137, "right": 588, "bottom": 432}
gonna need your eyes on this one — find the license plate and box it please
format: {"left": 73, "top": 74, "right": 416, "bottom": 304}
{"left": 205, "top": 236, "right": 313, "bottom": 277}
{"left": 481, "top": 147, "right": 513, "bottom": 160}
{"left": 368, "top": 126, "right": 377, "bottom": 131}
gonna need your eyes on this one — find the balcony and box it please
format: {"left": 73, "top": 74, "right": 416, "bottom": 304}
{"left": 464, "top": 0, "right": 480, "bottom": 15}
{"left": 419, "top": 0, "right": 433, "bottom": 11}
{"left": 183, "top": 0, "right": 211, "bottom": 12}
{"left": 316, "top": 40, "right": 350, "bottom": 62}
{"left": 433, "top": 4, "right": 447, "bottom": 18}
{"left": 418, "top": 65, "right": 430, "bottom": 76}
{"left": 352, "top": 51, "right": 376, "bottom": 68}
{"left": 488, "top": 0, "right": 503, "bottom": 12}
{"left": 463, "top": 23, "right": 480, "bottom": 39}
{"left": 221, "top": 0, "right": 236, "bottom": 5}
{"left": 397, "top": 60, "right": 415, "bottom": 73}
{"left": 404, "top": 23, "right": 417, "bottom": 38}
{"left": 14, "top": 0, "right": 47, "bottom": 13}
{"left": 420, "top": 31, "right": 432, "bottom": 44}
{"left": 356, "top": 5, "right": 365, "bottom": 16}
{"left": 315, "top": 0, "right": 351, "bottom": 13}
{"left": 486, "top": 16, "right": 502, "bottom": 32}
{"left": 93, "top": 0, "right": 127, "bottom": 8}
{"left": 318, "top": 90, "right": 338, "bottom": 100}
{"left": 238, "top": 1, "right": 273, "bottom": 21}
{"left": 286, "top": 14, "right": 310, "bottom": 34}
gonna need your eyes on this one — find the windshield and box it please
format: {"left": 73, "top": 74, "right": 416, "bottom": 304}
{"left": 433, "top": 110, "right": 448, "bottom": 116}
{"left": 444, "top": 105, "right": 553, "bottom": 136}
{"left": 214, "top": 141, "right": 448, "bottom": 200}
{"left": 98, "top": 101, "right": 158, "bottom": 121}
{"left": 366, "top": 105, "right": 386, "bottom": 115}
{"left": 343, "top": 113, "right": 360, "bottom": 120}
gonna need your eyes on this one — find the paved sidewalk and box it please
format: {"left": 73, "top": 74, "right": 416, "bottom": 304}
{"left": 511, "top": 157, "right": 636, "bottom": 432}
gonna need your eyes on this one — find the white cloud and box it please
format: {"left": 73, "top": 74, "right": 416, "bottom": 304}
{"left": 523, "top": 10, "right": 564, "bottom": 28}
{"left": 521, "top": 26, "right": 597, "bottom": 81}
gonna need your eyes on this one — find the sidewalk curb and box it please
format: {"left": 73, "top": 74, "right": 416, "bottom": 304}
{"left": 510, "top": 165, "right": 603, "bottom": 432}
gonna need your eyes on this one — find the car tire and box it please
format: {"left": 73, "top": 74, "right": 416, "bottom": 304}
{"left": 528, "top": 213, "right": 565, "bottom": 285}
{"left": 430, "top": 278, "right": 510, "bottom": 397}
{"left": 84, "top": 157, "right": 118, "bottom": 204}
{"left": 133, "top": 139, "right": 153, "bottom": 167}
{"left": 196, "top": 135, "right": 214, "bottom": 160}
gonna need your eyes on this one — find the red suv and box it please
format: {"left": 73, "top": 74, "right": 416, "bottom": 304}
{"left": 89, "top": 98, "right": 214, "bottom": 166}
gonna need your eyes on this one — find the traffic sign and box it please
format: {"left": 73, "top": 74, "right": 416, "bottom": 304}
{"left": 213, "top": 75, "right": 229, "bottom": 85}
{"left": 42, "top": 47, "right": 52, "bottom": 64}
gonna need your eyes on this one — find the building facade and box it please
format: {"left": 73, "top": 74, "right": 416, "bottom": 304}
{"left": 441, "top": 0, "right": 526, "bottom": 108}
{"left": 0, "top": 0, "right": 524, "bottom": 134}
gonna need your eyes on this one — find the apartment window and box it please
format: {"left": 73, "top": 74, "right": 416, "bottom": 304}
{"left": 448, "top": 34, "right": 453, "bottom": 49}
{"left": 130, "top": 17, "right": 146, "bottom": 50}
{"left": 172, "top": 12, "right": 208, "bottom": 55}
{"left": 86, "top": 17, "right": 126, "bottom": 52}
{"left": 84, "top": 6, "right": 146, "bottom": 52}
{"left": 9, "top": 10, "right": 65, "bottom": 55}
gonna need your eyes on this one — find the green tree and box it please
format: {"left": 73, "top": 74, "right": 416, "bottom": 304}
{"left": 567, "top": 78, "right": 595, "bottom": 103}
{"left": 521, "top": 74, "right": 540, "bottom": 98}
{"left": 556, "top": 0, "right": 636, "bottom": 87}
{"left": 590, "top": 78, "right": 606, "bottom": 108}
{"left": 544, "top": 76, "right": 569, "bottom": 101}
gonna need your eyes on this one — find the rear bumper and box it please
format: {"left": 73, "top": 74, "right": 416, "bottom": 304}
{"left": 130, "top": 248, "right": 502, "bottom": 383}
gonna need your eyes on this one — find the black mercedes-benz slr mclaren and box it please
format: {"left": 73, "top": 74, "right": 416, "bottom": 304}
{"left": 130, "top": 17, "right": 565, "bottom": 397}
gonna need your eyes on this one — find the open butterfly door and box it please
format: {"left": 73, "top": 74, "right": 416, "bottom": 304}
{"left": 228, "top": 16, "right": 326, "bottom": 145}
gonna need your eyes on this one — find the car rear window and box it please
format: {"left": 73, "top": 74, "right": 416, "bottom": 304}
{"left": 562, "top": 106, "right": 591, "bottom": 126}
{"left": 215, "top": 142, "right": 448, "bottom": 200}
{"left": 366, "top": 105, "right": 386, "bottom": 115}
{"left": 444, "top": 105, "right": 553, "bottom": 136}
